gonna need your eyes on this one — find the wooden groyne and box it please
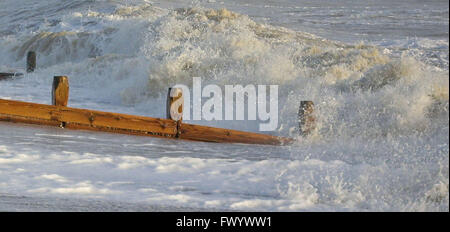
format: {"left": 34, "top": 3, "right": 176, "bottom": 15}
{"left": 0, "top": 76, "right": 316, "bottom": 145}
{"left": 1, "top": 51, "right": 315, "bottom": 145}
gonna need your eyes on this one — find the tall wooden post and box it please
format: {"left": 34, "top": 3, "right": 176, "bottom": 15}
{"left": 167, "top": 87, "right": 183, "bottom": 121}
{"left": 27, "top": 51, "right": 36, "bottom": 73}
{"left": 167, "top": 87, "right": 183, "bottom": 137}
{"left": 52, "top": 76, "right": 69, "bottom": 107}
{"left": 298, "top": 101, "right": 315, "bottom": 137}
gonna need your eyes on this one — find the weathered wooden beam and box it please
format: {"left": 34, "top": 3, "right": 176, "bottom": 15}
{"left": 179, "top": 123, "right": 293, "bottom": 145}
{"left": 0, "top": 98, "right": 291, "bottom": 145}
{"left": 298, "top": 101, "right": 316, "bottom": 137}
{"left": 167, "top": 87, "right": 293, "bottom": 145}
{"left": 0, "top": 99, "right": 178, "bottom": 138}
{"left": 52, "top": 76, "right": 69, "bottom": 107}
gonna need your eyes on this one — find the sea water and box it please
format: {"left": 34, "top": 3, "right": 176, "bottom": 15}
{"left": 0, "top": 0, "right": 448, "bottom": 211}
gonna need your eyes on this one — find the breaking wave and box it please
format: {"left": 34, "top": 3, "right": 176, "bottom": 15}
{"left": 0, "top": 0, "right": 448, "bottom": 212}
{"left": 0, "top": 2, "right": 447, "bottom": 139}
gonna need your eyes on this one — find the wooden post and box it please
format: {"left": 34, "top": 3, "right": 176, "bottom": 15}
{"left": 52, "top": 76, "right": 69, "bottom": 107}
{"left": 167, "top": 87, "right": 183, "bottom": 137}
{"left": 298, "top": 101, "right": 315, "bottom": 137}
{"left": 167, "top": 88, "right": 183, "bottom": 121}
{"left": 27, "top": 51, "right": 36, "bottom": 73}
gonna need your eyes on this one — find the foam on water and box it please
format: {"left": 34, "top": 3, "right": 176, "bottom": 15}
{"left": 0, "top": 0, "right": 448, "bottom": 211}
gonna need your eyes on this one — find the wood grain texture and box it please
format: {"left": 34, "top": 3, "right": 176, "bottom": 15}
{"left": 52, "top": 76, "right": 69, "bottom": 107}
{"left": 179, "top": 123, "right": 294, "bottom": 145}
{"left": 0, "top": 99, "right": 178, "bottom": 137}
{"left": 0, "top": 98, "right": 293, "bottom": 145}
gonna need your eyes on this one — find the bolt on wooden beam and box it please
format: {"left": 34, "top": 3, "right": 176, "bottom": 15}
{"left": 0, "top": 98, "right": 178, "bottom": 137}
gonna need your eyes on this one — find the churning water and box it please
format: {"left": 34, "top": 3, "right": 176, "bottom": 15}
{"left": 0, "top": 0, "right": 448, "bottom": 211}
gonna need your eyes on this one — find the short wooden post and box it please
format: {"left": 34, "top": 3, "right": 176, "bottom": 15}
{"left": 52, "top": 76, "right": 69, "bottom": 107}
{"left": 298, "top": 101, "right": 315, "bottom": 137}
{"left": 167, "top": 87, "right": 183, "bottom": 137}
{"left": 27, "top": 51, "right": 36, "bottom": 73}
{"left": 167, "top": 88, "right": 183, "bottom": 121}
